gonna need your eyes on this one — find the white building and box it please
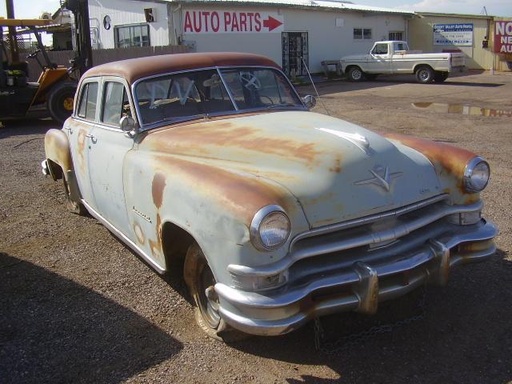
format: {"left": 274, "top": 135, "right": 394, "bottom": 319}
{"left": 85, "top": 0, "right": 415, "bottom": 74}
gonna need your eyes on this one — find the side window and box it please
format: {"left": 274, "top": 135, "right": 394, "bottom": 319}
{"left": 101, "top": 82, "right": 130, "bottom": 126}
{"left": 372, "top": 44, "right": 388, "bottom": 55}
{"left": 77, "top": 82, "right": 99, "bottom": 121}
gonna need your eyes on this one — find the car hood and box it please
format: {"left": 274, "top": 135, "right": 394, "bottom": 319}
{"left": 141, "top": 111, "right": 441, "bottom": 228}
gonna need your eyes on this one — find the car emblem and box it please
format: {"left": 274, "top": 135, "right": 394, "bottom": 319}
{"left": 355, "top": 165, "right": 403, "bottom": 192}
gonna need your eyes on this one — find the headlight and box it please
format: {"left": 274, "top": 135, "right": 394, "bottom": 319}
{"left": 464, "top": 157, "right": 490, "bottom": 192}
{"left": 250, "top": 205, "right": 291, "bottom": 251}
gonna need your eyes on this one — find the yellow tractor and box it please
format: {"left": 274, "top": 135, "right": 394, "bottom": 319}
{"left": 0, "top": 18, "right": 78, "bottom": 123}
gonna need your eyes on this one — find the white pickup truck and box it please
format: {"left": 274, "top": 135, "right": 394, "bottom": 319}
{"left": 340, "top": 41, "right": 465, "bottom": 83}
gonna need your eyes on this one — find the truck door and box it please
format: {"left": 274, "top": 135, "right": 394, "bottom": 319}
{"left": 367, "top": 43, "right": 392, "bottom": 73}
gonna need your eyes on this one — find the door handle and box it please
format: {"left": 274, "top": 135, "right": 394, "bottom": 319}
{"left": 85, "top": 133, "right": 97, "bottom": 144}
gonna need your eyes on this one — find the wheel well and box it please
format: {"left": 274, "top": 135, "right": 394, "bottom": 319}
{"left": 47, "top": 159, "right": 63, "bottom": 180}
{"left": 161, "top": 221, "right": 195, "bottom": 277}
{"left": 345, "top": 65, "right": 360, "bottom": 73}
{"left": 414, "top": 64, "right": 433, "bottom": 73}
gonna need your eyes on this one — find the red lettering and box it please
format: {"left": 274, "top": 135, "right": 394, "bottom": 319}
{"left": 254, "top": 13, "right": 261, "bottom": 32}
{"left": 240, "top": 13, "right": 247, "bottom": 31}
{"left": 224, "top": 12, "right": 231, "bottom": 32}
{"left": 231, "top": 13, "right": 239, "bottom": 32}
{"left": 184, "top": 11, "right": 193, "bottom": 33}
{"left": 211, "top": 11, "right": 220, "bottom": 32}
{"left": 202, "top": 11, "right": 210, "bottom": 32}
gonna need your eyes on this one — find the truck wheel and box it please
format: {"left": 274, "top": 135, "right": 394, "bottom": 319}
{"left": 415, "top": 66, "right": 434, "bottom": 84}
{"left": 434, "top": 71, "right": 449, "bottom": 83}
{"left": 184, "top": 243, "right": 247, "bottom": 342}
{"left": 347, "top": 67, "right": 365, "bottom": 82}
{"left": 48, "top": 82, "right": 77, "bottom": 124}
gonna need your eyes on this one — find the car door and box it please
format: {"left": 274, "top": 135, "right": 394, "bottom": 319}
{"left": 367, "top": 43, "right": 392, "bottom": 73}
{"left": 85, "top": 79, "right": 134, "bottom": 237}
{"left": 67, "top": 79, "right": 99, "bottom": 207}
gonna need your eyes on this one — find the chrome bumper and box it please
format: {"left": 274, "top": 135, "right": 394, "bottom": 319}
{"left": 41, "top": 159, "right": 50, "bottom": 176}
{"left": 215, "top": 219, "right": 497, "bottom": 336}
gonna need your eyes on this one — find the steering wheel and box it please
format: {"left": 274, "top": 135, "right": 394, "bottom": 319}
{"left": 240, "top": 72, "right": 261, "bottom": 90}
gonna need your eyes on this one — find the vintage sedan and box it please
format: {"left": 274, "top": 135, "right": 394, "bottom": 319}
{"left": 42, "top": 52, "right": 497, "bottom": 340}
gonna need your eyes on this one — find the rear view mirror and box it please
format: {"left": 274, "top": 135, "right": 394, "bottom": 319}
{"left": 120, "top": 116, "right": 139, "bottom": 137}
{"left": 302, "top": 95, "right": 317, "bottom": 109}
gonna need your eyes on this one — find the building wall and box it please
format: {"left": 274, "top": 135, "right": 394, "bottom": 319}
{"left": 176, "top": 4, "right": 409, "bottom": 73}
{"left": 409, "top": 14, "right": 497, "bottom": 70}
{"left": 88, "top": 0, "right": 171, "bottom": 49}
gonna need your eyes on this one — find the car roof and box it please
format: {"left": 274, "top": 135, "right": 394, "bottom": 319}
{"left": 82, "top": 52, "right": 281, "bottom": 84}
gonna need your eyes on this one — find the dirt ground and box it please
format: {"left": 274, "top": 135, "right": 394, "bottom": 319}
{"left": 1, "top": 70, "right": 511, "bottom": 384}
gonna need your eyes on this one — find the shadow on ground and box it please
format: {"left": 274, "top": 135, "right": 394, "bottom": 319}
{"left": 0, "top": 252, "right": 182, "bottom": 384}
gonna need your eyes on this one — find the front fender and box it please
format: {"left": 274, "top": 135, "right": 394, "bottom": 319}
{"left": 44, "top": 128, "right": 74, "bottom": 180}
{"left": 123, "top": 153, "right": 309, "bottom": 283}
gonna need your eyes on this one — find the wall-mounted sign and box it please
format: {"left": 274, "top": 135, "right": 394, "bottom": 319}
{"left": 494, "top": 21, "right": 512, "bottom": 53}
{"left": 433, "top": 23, "right": 473, "bottom": 46}
{"left": 183, "top": 10, "right": 284, "bottom": 34}
{"left": 103, "top": 15, "right": 111, "bottom": 30}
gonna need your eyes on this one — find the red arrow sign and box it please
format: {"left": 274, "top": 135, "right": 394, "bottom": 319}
{"left": 263, "top": 16, "right": 283, "bottom": 32}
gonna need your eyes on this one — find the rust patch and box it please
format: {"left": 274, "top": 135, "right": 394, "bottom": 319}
{"left": 385, "top": 133, "right": 486, "bottom": 198}
{"left": 329, "top": 155, "right": 342, "bottom": 173}
{"left": 157, "top": 156, "right": 292, "bottom": 225}
{"left": 133, "top": 222, "right": 146, "bottom": 245}
{"left": 152, "top": 172, "right": 166, "bottom": 209}
{"left": 384, "top": 133, "right": 476, "bottom": 177}
{"left": 149, "top": 213, "right": 163, "bottom": 258}
{"left": 145, "top": 123, "right": 321, "bottom": 164}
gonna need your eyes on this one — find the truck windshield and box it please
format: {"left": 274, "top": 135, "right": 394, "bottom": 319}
{"left": 134, "top": 67, "right": 304, "bottom": 127}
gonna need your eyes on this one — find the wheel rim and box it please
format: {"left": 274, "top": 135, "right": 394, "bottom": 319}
{"left": 198, "top": 263, "right": 221, "bottom": 329}
{"left": 419, "top": 69, "right": 430, "bottom": 81}
{"left": 63, "top": 97, "right": 74, "bottom": 111}
{"left": 351, "top": 69, "right": 362, "bottom": 81}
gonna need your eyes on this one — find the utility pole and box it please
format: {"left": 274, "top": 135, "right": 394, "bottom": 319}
{"left": 66, "top": 0, "right": 93, "bottom": 76}
{"left": 5, "top": 0, "right": 19, "bottom": 62}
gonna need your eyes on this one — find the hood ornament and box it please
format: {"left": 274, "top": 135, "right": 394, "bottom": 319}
{"left": 355, "top": 165, "right": 403, "bottom": 192}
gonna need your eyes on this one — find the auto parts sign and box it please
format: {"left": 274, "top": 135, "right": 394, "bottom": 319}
{"left": 183, "top": 10, "right": 284, "bottom": 33}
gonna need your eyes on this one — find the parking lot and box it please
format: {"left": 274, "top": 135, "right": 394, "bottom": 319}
{"left": 1, "top": 70, "right": 511, "bottom": 383}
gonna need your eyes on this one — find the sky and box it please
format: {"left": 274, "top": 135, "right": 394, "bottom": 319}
{"left": 1, "top": 0, "right": 512, "bottom": 19}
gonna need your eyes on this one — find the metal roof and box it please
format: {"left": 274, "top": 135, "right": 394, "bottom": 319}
{"left": 171, "top": 0, "right": 416, "bottom": 16}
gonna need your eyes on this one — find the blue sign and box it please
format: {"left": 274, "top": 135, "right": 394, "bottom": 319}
{"left": 433, "top": 23, "right": 473, "bottom": 46}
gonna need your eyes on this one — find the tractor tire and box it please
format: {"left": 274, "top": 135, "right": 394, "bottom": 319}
{"left": 47, "top": 82, "right": 77, "bottom": 124}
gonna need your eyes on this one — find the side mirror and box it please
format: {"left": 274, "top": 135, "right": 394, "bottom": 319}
{"left": 120, "top": 115, "right": 139, "bottom": 137}
{"left": 302, "top": 95, "right": 317, "bottom": 109}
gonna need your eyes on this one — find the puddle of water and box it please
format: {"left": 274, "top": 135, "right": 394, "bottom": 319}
{"left": 412, "top": 102, "right": 512, "bottom": 117}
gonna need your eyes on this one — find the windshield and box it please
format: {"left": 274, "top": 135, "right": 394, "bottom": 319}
{"left": 134, "top": 67, "right": 304, "bottom": 127}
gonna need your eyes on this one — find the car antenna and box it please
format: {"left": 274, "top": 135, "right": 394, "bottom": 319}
{"left": 301, "top": 56, "right": 331, "bottom": 116}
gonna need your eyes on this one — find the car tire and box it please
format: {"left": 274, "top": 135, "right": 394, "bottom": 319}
{"left": 347, "top": 66, "right": 365, "bottom": 82}
{"left": 183, "top": 243, "right": 247, "bottom": 342}
{"left": 433, "top": 71, "right": 449, "bottom": 83}
{"left": 47, "top": 82, "right": 77, "bottom": 124}
{"left": 415, "top": 66, "right": 435, "bottom": 84}
{"left": 63, "top": 177, "right": 87, "bottom": 215}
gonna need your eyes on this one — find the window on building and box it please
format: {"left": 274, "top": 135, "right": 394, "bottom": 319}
{"left": 114, "top": 24, "right": 150, "bottom": 48}
{"left": 353, "top": 28, "right": 372, "bottom": 40}
{"left": 389, "top": 31, "right": 404, "bottom": 41}
{"left": 77, "top": 81, "right": 98, "bottom": 121}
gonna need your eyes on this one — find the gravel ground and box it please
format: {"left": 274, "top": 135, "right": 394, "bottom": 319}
{"left": 1, "top": 70, "right": 511, "bottom": 384}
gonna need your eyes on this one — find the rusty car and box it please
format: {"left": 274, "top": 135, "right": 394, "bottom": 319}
{"left": 42, "top": 52, "right": 497, "bottom": 340}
